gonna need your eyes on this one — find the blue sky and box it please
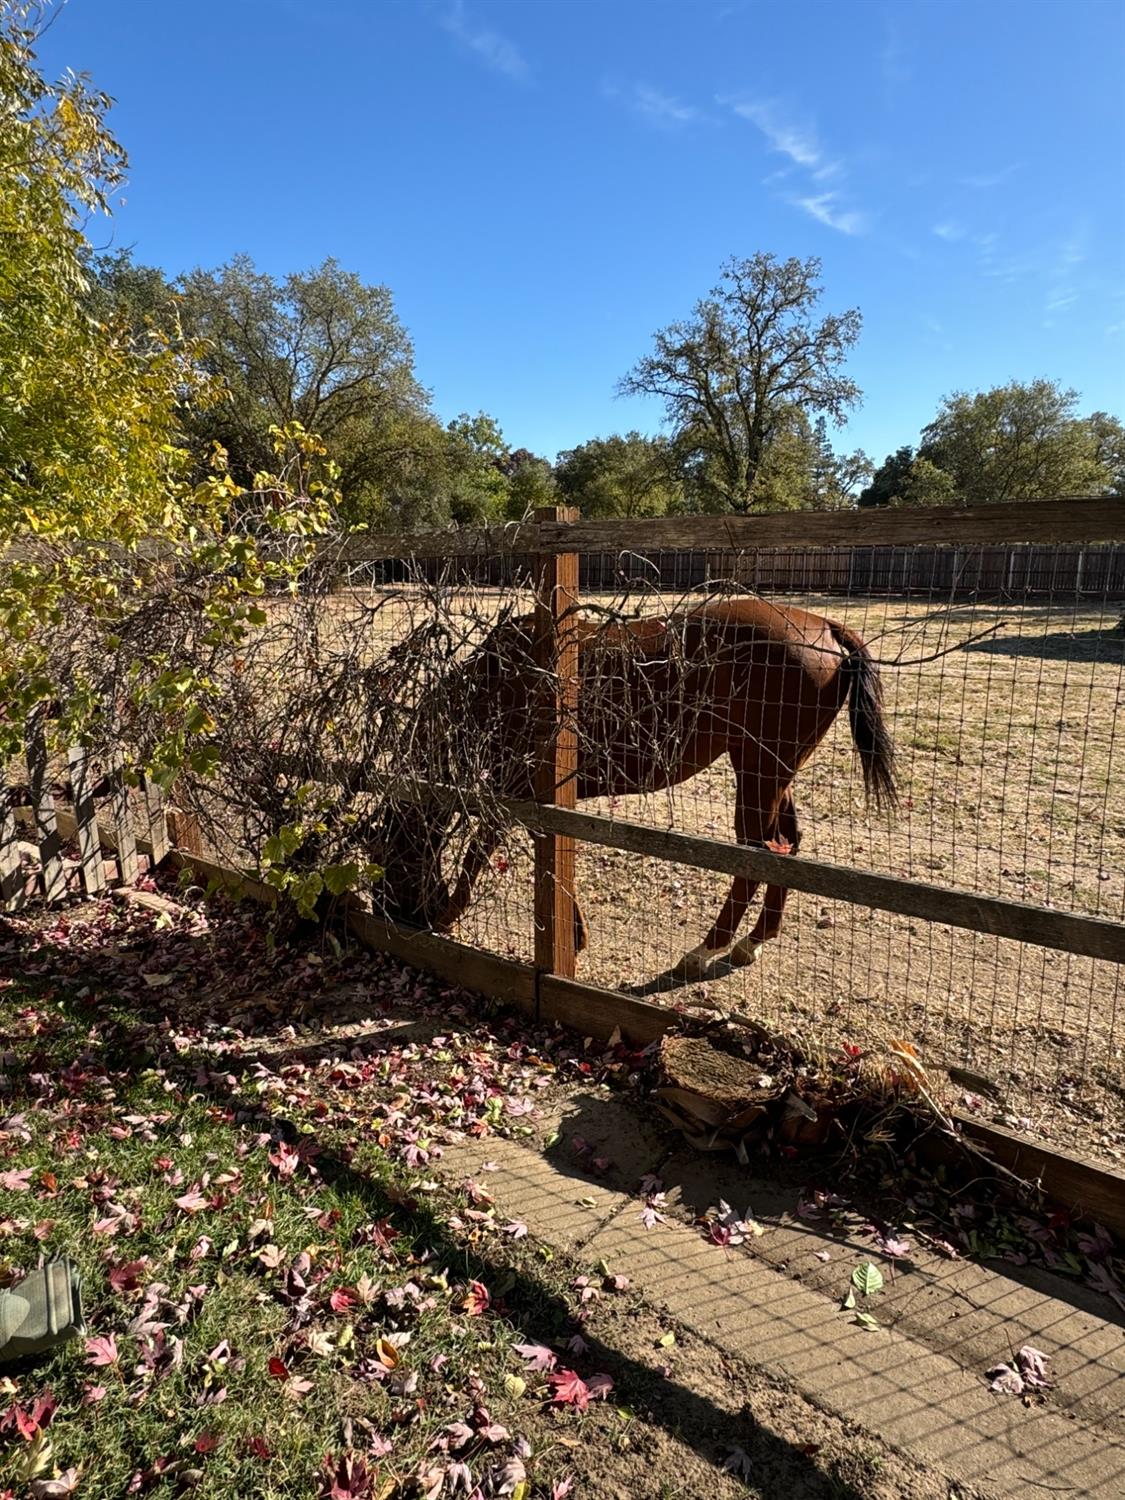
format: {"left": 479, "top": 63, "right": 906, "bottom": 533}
{"left": 38, "top": 0, "right": 1125, "bottom": 466}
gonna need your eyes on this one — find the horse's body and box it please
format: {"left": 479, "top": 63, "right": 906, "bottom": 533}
{"left": 379, "top": 595, "right": 895, "bottom": 976}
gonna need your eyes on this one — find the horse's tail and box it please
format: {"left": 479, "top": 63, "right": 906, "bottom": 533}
{"left": 828, "top": 622, "right": 898, "bottom": 813}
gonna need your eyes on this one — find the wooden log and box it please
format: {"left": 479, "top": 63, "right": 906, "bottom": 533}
{"left": 26, "top": 722, "right": 65, "bottom": 903}
{"left": 532, "top": 505, "right": 580, "bottom": 980}
{"left": 66, "top": 746, "right": 106, "bottom": 897}
{"left": 537, "top": 973, "right": 674, "bottom": 1046}
{"left": 508, "top": 803, "right": 1125, "bottom": 965}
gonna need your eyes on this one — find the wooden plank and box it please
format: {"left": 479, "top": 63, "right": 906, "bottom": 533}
{"left": 143, "top": 777, "right": 169, "bottom": 864}
{"left": 538, "top": 496, "right": 1125, "bottom": 554}
{"left": 165, "top": 849, "right": 279, "bottom": 906}
{"left": 26, "top": 722, "right": 66, "bottom": 903}
{"left": 0, "top": 769, "right": 25, "bottom": 912}
{"left": 337, "top": 522, "right": 537, "bottom": 563}
{"left": 506, "top": 803, "right": 1125, "bottom": 964}
{"left": 532, "top": 506, "right": 580, "bottom": 980}
{"left": 347, "top": 908, "right": 537, "bottom": 1015}
{"left": 539, "top": 974, "right": 675, "bottom": 1047}
{"left": 66, "top": 746, "right": 107, "bottom": 896}
{"left": 109, "top": 758, "right": 139, "bottom": 885}
{"left": 952, "top": 1114, "right": 1125, "bottom": 1241}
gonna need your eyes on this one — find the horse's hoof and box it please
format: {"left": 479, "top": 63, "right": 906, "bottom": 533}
{"left": 673, "top": 943, "right": 725, "bottom": 979}
{"left": 729, "top": 939, "right": 763, "bottom": 968}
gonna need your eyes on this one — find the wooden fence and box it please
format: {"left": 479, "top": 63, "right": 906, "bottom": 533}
{"left": 0, "top": 724, "right": 170, "bottom": 911}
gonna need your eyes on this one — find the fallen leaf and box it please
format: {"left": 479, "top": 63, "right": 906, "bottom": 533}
{"left": 852, "top": 1263, "right": 884, "bottom": 1297}
{"left": 84, "top": 1334, "right": 119, "bottom": 1368}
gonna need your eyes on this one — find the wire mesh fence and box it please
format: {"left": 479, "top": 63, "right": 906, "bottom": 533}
{"left": 139, "top": 512, "right": 1125, "bottom": 1167}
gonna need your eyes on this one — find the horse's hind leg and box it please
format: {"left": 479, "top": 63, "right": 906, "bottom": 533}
{"left": 730, "top": 788, "right": 799, "bottom": 967}
{"left": 674, "top": 768, "right": 780, "bottom": 978}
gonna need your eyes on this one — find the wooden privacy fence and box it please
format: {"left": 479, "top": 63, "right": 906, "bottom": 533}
{"left": 0, "top": 724, "right": 170, "bottom": 911}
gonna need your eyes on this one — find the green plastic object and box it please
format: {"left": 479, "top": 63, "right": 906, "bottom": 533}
{"left": 0, "top": 1259, "right": 84, "bottom": 1363}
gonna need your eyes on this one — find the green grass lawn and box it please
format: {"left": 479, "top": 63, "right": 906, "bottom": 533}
{"left": 0, "top": 901, "right": 600, "bottom": 1500}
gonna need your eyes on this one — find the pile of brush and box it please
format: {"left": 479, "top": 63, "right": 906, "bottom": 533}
{"left": 652, "top": 1019, "right": 917, "bottom": 1157}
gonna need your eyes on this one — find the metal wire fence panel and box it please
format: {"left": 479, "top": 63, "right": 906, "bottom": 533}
{"left": 161, "top": 521, "right": 1123, "bottom": 1167}
{"left": 443, "top": 540, "right": 1122, "bottom": 1163}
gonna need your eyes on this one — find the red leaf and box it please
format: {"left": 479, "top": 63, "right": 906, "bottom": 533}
{"left": 246, "top": 1436, "right": 272, "bottom": 1460}
{"left": 765, "top": 834, "right": 793, "bottom": 855}
{"left": 108, "top": 1258, "right": 148, "bottom": 1293}
{"left": 329, "top": 1288, "right": 355, "bottom": 1314}
{"left": 462, "top": 1279, "right": 490, "bottom": 1316}
{"left": 547, "top": 1369, "right": 590, "bottom": 1411}
{"left": 194, "top": 1432, "right": 221, "bottom": 1453}
{"left": 268, "top": 1356, "right": 289, "bottom": 1380}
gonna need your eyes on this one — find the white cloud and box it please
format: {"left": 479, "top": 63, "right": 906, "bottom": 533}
{"left": 729, "top": 99, "right": 822, "bottom": 167}
{"left": 932, "top": 221, "right": 965, "bottom": 242}
{"left": 794, "top": 193, "right": 867, "bottom": 236}
{"left": 630, "top": 85, "right": 698, "bottom": 129}
{"left": 442, "top": 1, "right": 529, "bottom": 82}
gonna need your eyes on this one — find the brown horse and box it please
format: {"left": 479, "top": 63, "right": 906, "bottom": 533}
{"left": 376, "top": 596, "right": 896, "bottom": 976}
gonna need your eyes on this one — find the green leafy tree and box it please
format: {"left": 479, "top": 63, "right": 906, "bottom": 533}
{"left": 619, "top": 253, "right": 862, "bottom": 512}
{"left": 554, "top": 433, "right": 681, "bottom": 518}
{"left": 918, "top": 379, "right": 1113, "bottom": 503}
{"left": 0, "top": 4, "right": 328, "bottom": 777}
{"left": 859, "top": 445, "right": 957, "bottom": 507}
{"left": 174, "top": 255, "right": 428, "bottom": 495}
{"left": 504, "top": 449, "right": 556, "bottom": 519}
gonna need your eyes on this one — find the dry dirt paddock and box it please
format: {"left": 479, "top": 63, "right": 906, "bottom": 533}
{"left": 327, "top": 584, "right": 1125, "bottom": 1164}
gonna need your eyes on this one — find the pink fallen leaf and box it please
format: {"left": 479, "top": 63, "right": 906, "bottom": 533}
{"left": 722, "top": 1446, "right": 753, "bottom": 1480}
{"left": 514, "top": 1342, "right": 557, "bottom": 1372}
{"left": 329, "top": 1288, "right": 356, "bottom": 1313}
{"left": 1017, "top": 1345, "right": 1054, "bottom": 1389}
{"left": 987, "top": 1363, "right": 1024, "bottom": 1394}
{"left": 586, "top": 1372, "right": 614, "bottom": 1401}
{"left": 0, "top": 1168, "right": 33, "bottom": 1192}
{"left": 547, "top": 1369, "right": 591, "bottom": 1410}
{"left": 85, "top": 1334, "right": 120, "bottom": 1368}
{"left": 174, "top": 1188, "right": 208, "bottom": 1214}
{"left": 29, "top": 1470, "right": 82, "bottom": 1499}
{"left": 502, "top": 1221, "right": 528, "bottom": 1240}
{"left": 814, "top": 1250, "right": 831, "bottom": 1263}
{"left": 108, "top": 1259, "right": 148, "bottom": 1294}
{"left": 877, "top": 1236, "right": 912, "bottom": 1260}
{"left": 81, "top": 1385, "right": 107, "bottom": 1407}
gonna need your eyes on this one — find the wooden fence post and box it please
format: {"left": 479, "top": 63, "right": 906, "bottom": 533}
{"left": 532, "top": 505, "right": 580, "bottom": 981}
